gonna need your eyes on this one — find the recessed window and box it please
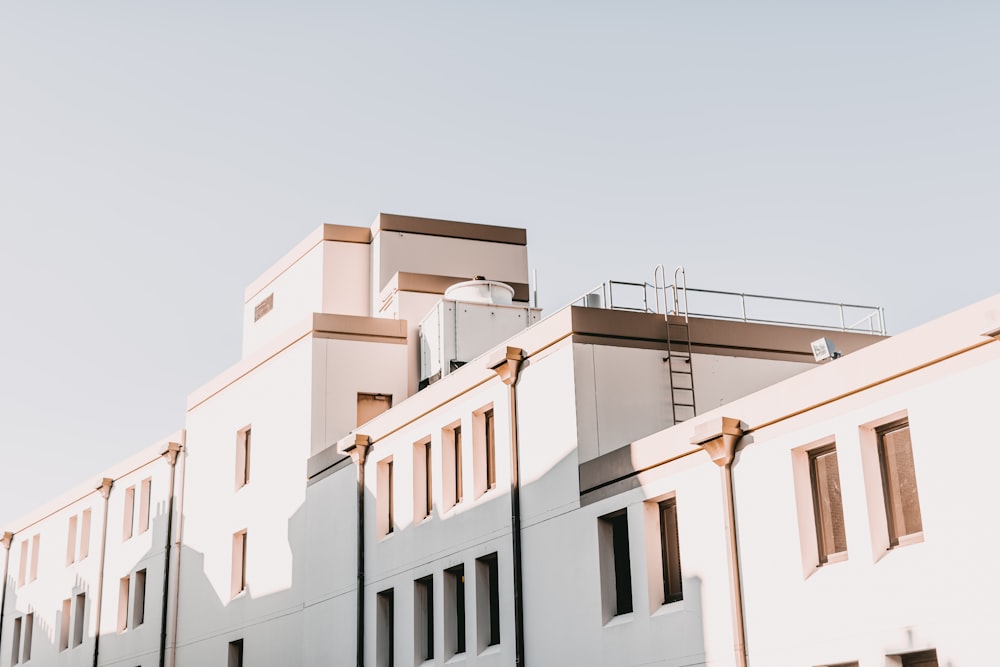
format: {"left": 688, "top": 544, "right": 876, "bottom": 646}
{"left": 228, "top": 639, "right": 244, "bottom": 667}
{"left": 877, "top": 419, "right": 923, "bottom": 547}
{"left": 485, "top": 409, "right": 496, "bottom": 491}
{"left": 476, "top": 553, "right": 501, "bottom": 650}
{"left": 29, "top": 535, "right": 39, "bottom": 583}
{"left": 445, "top": 564, "right": 466, "bottom": 657}
{"left": 236, "top": 426, "right": 252, "bottom": 490}
{"left": 658, "top": 499, "right": 683, "bottom": 604}
{"left": 598, "top": 509, "right": 633, "bottom": 621}
{"left": 442, "top": 424, "right": 464, "bottom": 510}
{"left": 414, "top": 575, "right": 434, "bottom": 661}
{"left": 21, "top": 613, "right": 33, "bottom": 662}
{"left": 66, "top": 515, "right": 78, "bottom": 566}
{"left": 123, "top": 486, "right": 136, "bottom": 541}
{"left": 11, "top": 616, "right": 21, "bottom": 664}
{"left": 473, "top": 407, "right": 497, "bottom": 498}
{"left": 253, "top": 293, "right": 273, "bottom": 321}
{"left": 809, "top": 445, "right": 848, "bottom": 563}
{"left": 378, "top": 458, "right": 395, "bottom": 537}
{"left": 413, "top": 438, "right": 433, "bottom": 523}
{"left": 895, "top": 649, "right": 938, "bottom": 667}
{"left": 376, "top": 589, "right": 395, "bottom": 667}
{"left": 358, "top": 392, "right": 392, "bottom": 427}
{"left": 138, "top": 478, "right": 152, "bottom": 534}
{"left": 134, "top": 569, "right": 147, "bottom": 627}
{"left": 73, "top": 593, "right": 86, "bottom": 647}
{"left": 79, "top": 509, "right": 92, "bottom": 560}
{"left": 61, "top": 598, "right": 72, "bottom": 649}
{"left": 118, "top": 577, "right": 130, "bottom": 632}
{"left": 17, "top": 540, "right": 28, "bottom": 587}
{"left": 231, "top": 530, "right": 248, "bottom": 598}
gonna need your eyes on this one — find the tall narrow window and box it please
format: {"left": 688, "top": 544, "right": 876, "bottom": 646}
{"left": 878, "top": 420, "right": 923, "bottom": 546}
{"left": 67, "top": 515, "right": 78, "bottom": 566}
{"left": 17, "top": 541, "right": 27, "bottom": 587}
{"left": 134, "top": 569, "right": 147, "bottom": 627}
{"left": 376, "top": 588, "right": 395, "bottom": 667}
{"left": 900, "top": 649, "right": 938, "bottom": 667}
{"left": 73, "top": 593, "right": 86, "bottom": 646}
{"left": 123, "top": 486, "right": 135, "bottom": 541}
{"left": 454, "top": 426, "right": 463, "bottom": 504}
{"left": 236, "top": 427, "right": 251, "bottom": 490}
{"left": 357, "top": 392, "right": 392, "bottom": 426}
{"left": 79, "top": 509, "right": 92, "bottom": 560}
{"left": 659, "top": 499, "right": 683, "bottom": 603}
{"left": 138, "top": 478, "right": 151, "bottom": 534}
{"left": 378, "top": 458, "right": 395, "bottom": 537}
{"left": 484, "top": 409, "right": 496, "bottom": 491}
{"left": 60, "top": 598, "right": 72, "bottom": 649}
{"left": 415, "top": 575, "right": 434, "bottom": 661}
{"left": 809, "top": 445, "right": 848, "bottom": 563}
{"left": 387, "top": 460, "right": 395, "bottom": 534}
{"left": 414, "top": 439, "right": 433, "bottom": 523}
{"left": 231, "top": 530, "right": 248, "bottom": 598}
{"left": 11, "top": 616, "right": 21, "bottom": 665}
{"left": 228, "top": 639, "right": 244, "bottom": 667}
{"left": 445, "top": 564, "right": 466, "bottom": 656}
{"left": 28, "top": 535, "right": 39, "bottom": 583}
{"left": 442, "top": 424, "right": 464, "bottom": 510}
{"left": 476, "top": 553, "right": 501, "bottom": 649}
{"left": 21, "top": 613, "right": 33, "bottom": 662}
{"left": 598, "top": 509, "right": 633, "bottom": 619}
{"left": 117, "top": 577, "right": 130, "bottom": 632}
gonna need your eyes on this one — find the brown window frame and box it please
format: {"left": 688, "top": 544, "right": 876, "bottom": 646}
{"left": 809, "top": 444, "right": 848, "bottom": 563}
{"left": 876, "top": 419, "right": 923, "bottom": 547}
{"left": 658, "top": 498, "right": 683, "bottom": 604}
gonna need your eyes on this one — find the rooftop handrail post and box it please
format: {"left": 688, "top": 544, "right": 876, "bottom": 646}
{"left": 740, "top": 293, "right": 747, "bottom": 322}
{"left": 839, "top": 304, "right": 846, "bottom": 331}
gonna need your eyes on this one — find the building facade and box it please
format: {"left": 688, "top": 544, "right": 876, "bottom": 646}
{"left": 2, "top": 213, "right": 991, "bottom": 666}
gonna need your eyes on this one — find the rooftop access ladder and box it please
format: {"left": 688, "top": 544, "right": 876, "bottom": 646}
{"left": 655, "top": 265, "right": 696, "bottom": 425}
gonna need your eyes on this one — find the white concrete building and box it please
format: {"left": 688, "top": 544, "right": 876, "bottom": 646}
{"left": 2, "top": 213, "right": 987, "bottom": 667}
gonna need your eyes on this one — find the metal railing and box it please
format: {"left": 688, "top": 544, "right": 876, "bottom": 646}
{"left": 571, "top": 277, "right": 886, "bottom": 335}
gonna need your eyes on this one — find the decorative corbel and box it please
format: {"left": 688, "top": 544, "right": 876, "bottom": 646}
{"left": 488, "top": 346, "right": 525, "bottom": 386}
{"left": 690, "top": 416, "right": 745, "bottom": 467}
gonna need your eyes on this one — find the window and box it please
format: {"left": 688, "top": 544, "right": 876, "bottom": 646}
{"left": 236, "top": 427, "right": 251, "bottom": 490}
{"left": 118, "top": 577, "right": 130, "bottom": 632}
{"left": 79, "top": 509, "right": 92, "bottom": 560}
{"left": 378, "top": 458, "right": 395, "bottom": 537}
{"left": 413, "top": 438, "right": 433, "bottom": 523}
{"left": 17, "top": 541, "right": 27, "bottom": 587}
{"left": 473, "top": 407, "right": 497, "bottom": 497}
{"left": 358, "top": 392, "right": 392, "bottom": 427}
{"left": 253, "top": 292, "right": 273, "bottom": 321}
{"left": 376, "top": 589, "right": 394, "bottom": 667}
{"left": 877, "top": 420, "right": 923, "bottom": 546}
{"left": 442, "top": 424, "right": 463, "bottom": 509}
{"left": 60, "top": 598, "right": 72, "bottom": 649}
{"left": 228, "top": 639, "right": 244, "bottom": 667}
{"left": 658, "top": 499, "right": 683, "bottom": 603}
{"left": 484, "top": 409, "right": 496, "bottom": 491}
{"left": 134, "top": 569, "right": 147, "bottom": 627}
{"left": 232, "top": 530, "right": 248, "bottom": 598}
{"left": 73, "top": 593, "right": 86, "bottom": 647}
{"left": 816, "top": 662, "right": 859, "bottom": 667}
{"left": 21, "top": 613, "right": 33, "bottom": 663}
{"left": 138, "top": 478, "right": 151, "bottom": 534}
{"left": 598, "top": 509, "right": 633, "bottom": 620}
{"left": 67, "top": 515, "right": 78, "bottom": 565}
{"left": 11, "top": 616, "right": 21, "bottom": 665}
{"left": 123, "top": 486, "right": 135, "bottom": 540}
{"left": 414, "top": 575, "right": 434, "bottom": 661}
{"left": 892, "top": 649, "right": 938, "bottom": 667}
{"left": 445, "top": 564, "right": 466, "bottom": 656}
{"left": 809, "top": 445, "right": 848, "bottom": 563}
{"left": 28, "top": 535, "right": 39, "bottom": 583}
{"left": 476, "top": 553, "right": 501, "bottom": 649}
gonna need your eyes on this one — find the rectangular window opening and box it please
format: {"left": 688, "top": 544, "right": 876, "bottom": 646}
{"left": 485, "top": 409, "right": 496, "bottom": 491}
{"left": 117, "top": 577, "right": 130, "bottom": 633}
{"left": 73, "top": 593, "right": 86, "bottom": 647}
{"left": 900, "top": 649, "right": 938, "bottom": 667}
{"left": 476, "top": 553, "right": 501, "bottom": 649}
{"left": 138, "top": 478, "right": 151, "bottom": 534}
{"left": 231, "top": 530, "right": 247, "bottom": 598}
{"left": 28, "top": 535, "right": 39, "bottom": 583}
{"left": 659, "top": 499, "right": 683, "bottom": 604}
{"left": 810, "top": 445, "right": 848, "bottom": 563}
{"left": 11, "top": 616, "right": 21, "bottom": 665}
{"left": 236, "top": 427, "right": 251, "bottom": 490}
{"left": 415, "top": 575, "right": 434, "bottom": 661}
{"left": 358, "top": 392, "right": 392, "bottom": 427}
{"left": 599, "top": 509, "right": 633, "bottom": 619}
{"left": 17, "top": 541, "right": 27, "bottom": 588}
{"left": 413, "top": 439, "right": 433, "bottom": 523}
{"left": 60, "top": 598, "right": 72, "bottom": 650}
{"left": 877, "top": 420, "right": 923, "bottom": 547}
{"left": 66, "top": 515, "right": 78, "bottom": 566}
{"left": 445, "top": 564, "right": 466, "bottom": 656}
{"left": 123, "top": 486, "right": 135, "bottom": 541}
{"left": 376, "top": 588, "right": 395, "bottom": 667}
{"left": 21, "top": 613, "right": 33, "bottom": 663}
{"left": 228, "top": 639, "right": 244, "bottom": 667}
{"left": 79, "top": 509, "right": 92, "bottom": 560}
{"left": 134, "top": 569, "right": 147, "bottom": 627}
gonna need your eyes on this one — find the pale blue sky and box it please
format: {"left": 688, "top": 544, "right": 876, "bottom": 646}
{"left": 2, "top": 2, "right": 998, "bottom": 526}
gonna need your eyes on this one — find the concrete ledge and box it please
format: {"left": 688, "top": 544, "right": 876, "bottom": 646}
{"left": 373, "top": 212, "right": 527, "bottom": 246}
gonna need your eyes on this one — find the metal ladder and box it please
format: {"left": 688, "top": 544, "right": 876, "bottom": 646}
{"left": 655, "top": 265, "right": 697, "bottom": 424}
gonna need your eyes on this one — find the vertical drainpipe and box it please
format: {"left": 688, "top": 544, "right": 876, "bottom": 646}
{"left": 92, "top": 477, "right": 114, "bottom": 667}
{"left": 342, "top": 434, "right": 372, "bottom": 667}
{"left": 0, "top": 531, "right": 13, "bottom": 653}
{"left": 690, "top": 417, "right": 748, "bottom": 667}
{"left": 168, "top": 431, "right": 187, "bottom": 667}
{"left": 158, "top": 442, "right": 182, "bottom": 667}
{"left": 488, "top": 346, "right": 526, "bottom": 666}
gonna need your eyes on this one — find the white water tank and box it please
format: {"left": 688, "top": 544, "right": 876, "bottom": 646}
{"left": 443, "top": 279, "right": 515, "bottom": 306}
